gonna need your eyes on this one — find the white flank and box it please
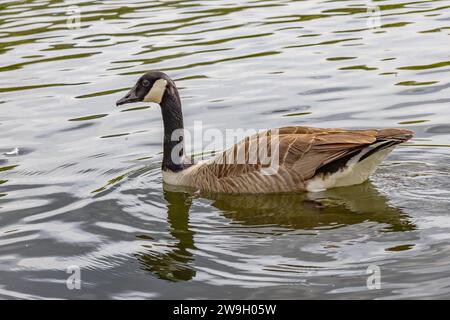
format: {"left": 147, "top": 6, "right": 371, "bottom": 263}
{"left": 306, "top": 145, "right": 395, "bottom": 192}
{"left": 144, "top": 79, "right": 168, "bottom": 104}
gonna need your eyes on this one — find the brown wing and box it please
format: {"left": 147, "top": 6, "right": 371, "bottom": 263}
{"left": 199, "top": 126, "right": 375, "bottom": 179}
{"left": 192, "top": 126, "right": 413, "bottom": 190}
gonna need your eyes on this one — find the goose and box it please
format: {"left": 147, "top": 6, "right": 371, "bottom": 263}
{"left": 116, "top": 71, "right": 413, "bottom": 194}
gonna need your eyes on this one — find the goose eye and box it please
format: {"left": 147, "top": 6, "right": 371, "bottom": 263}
{"left": 142, "top": 80, "right": 150, "bottom": 87}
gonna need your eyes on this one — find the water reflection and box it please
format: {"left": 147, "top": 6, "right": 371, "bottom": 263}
{"left": 210, "top": 183, "right": 415, "bottom": 232}
{"left": 136, "top": 191, "right": 196, "bottom": 282}
{"left": 140, "top": 182, "right": 414, "bottom": 282}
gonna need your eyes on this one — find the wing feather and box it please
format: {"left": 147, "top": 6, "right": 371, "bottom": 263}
{"left": 194, "top": 127, "right": 378, "bottom": 182}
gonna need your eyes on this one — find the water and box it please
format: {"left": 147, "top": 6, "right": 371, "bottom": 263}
{"left": 0, "top": 0, "right": 449, "bottom": 299}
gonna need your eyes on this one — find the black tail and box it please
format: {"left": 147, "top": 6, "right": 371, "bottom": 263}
{"left": 360, "top": 128, "right": 414, "bottom": 162}
{"left": 315, "top": 128, "right": 414, "bottom": 175}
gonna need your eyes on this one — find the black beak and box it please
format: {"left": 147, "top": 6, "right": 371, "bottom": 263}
{"left": 116, "top": 87, "right": 140, "bottom": 106}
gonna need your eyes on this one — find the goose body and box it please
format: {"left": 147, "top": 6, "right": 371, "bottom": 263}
{"left": 117, "top": 71, "right": 413, "bottom": 194}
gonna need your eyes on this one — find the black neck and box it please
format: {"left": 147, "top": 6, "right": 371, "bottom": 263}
{"left": 160, "top": 85, "right": 186, "bottom": 172}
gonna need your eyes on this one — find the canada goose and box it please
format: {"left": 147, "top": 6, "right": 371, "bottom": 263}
{"left": 116, "top": 71, "right": 413, "bottom": 194}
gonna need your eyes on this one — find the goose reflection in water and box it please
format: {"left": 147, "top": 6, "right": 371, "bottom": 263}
{"left": 136, "top": 191, "right": 196, "bottom": 282}
{"left": 136, "top": 182, "right": 415, "bottom": 282}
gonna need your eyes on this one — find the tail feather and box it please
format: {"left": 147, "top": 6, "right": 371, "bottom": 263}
{"left": 375, "top": 128, "right": 414, "bottom": 142}
{"left": 315, "top": 128, "right": 414, "bottom": 175}
{"left": 358, "top": 128, "right": 414, "bottom": 162}
{"left": 306, "top": 128, "right": 414, "bottom": 191}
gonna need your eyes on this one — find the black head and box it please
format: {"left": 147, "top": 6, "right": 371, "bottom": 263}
{"left": 116, "top": 71, "right": 173, "bottom": 106}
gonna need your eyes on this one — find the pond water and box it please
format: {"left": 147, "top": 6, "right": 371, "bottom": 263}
{"left": 1, "top": 0, "right": 450, "bottom": 299}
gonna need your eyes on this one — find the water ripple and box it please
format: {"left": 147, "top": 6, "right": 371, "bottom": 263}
{"left": 0, "top": 0, "right": 449, "bottom": 299}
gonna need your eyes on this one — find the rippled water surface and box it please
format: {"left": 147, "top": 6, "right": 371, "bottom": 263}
{"left": 1, "top": 0, "right": 450, "bottom": 299}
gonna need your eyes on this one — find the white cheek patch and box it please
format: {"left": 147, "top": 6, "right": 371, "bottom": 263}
{"left": 143, "top": 79, "right": 168, "bottom": 104}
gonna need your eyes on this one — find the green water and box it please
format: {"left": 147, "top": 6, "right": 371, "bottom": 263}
{"left": 0, "top": 0, "right": 449, "bottom": 299}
